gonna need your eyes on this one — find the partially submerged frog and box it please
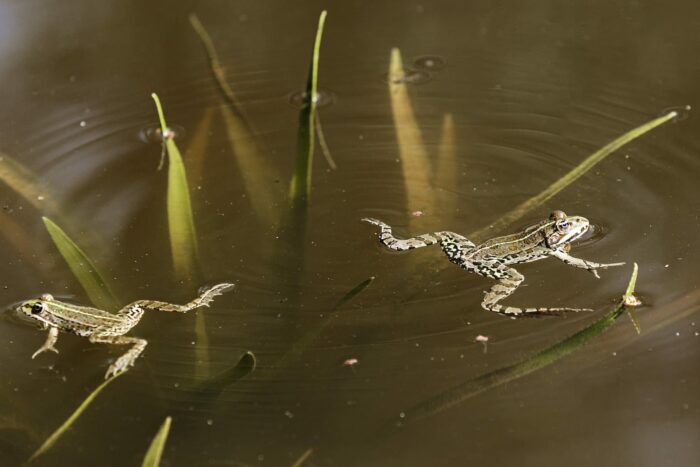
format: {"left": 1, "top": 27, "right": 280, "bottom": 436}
{"left": 363, "top": 211, "right": 624, "bottom": 317}
{"left": 18, "top": 283, "right": 234, "bottom": 378}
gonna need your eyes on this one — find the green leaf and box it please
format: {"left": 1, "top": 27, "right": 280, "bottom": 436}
{"left": 289, "top": 10, "right": 327, "bottom": 207}
{"left": 151, "top": 93, "right": 200, "bottom": 281}
{"left": 471, "top": 111, "right": 681, "bottom": 240}
{"left": 42, "top": 216, "right": 118, "bottom": 310}
{"left": 141, "top": 416, "right": 172, "bottom": 467}
{"left": 379, "top": 263, "right": 640, "bottom": 434}
{"left": 27, "top": 374, "right": 121, "bottom": 463}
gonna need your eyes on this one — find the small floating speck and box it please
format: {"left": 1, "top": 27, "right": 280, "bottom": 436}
{"left": 79, "top": 121, "right": 86, "bottom": 127}
{"left": 475, "top": 335, "right": 489, "bottom": 353}
{"left": 411, "top": 210, "right": 425, "bottom": 217}
{"left": 343, "top": 358, "right": 358, "bottom": 367}
{"left": 284, "top": 410, "right": 294, "bottom": 419}
{"left": 413, "top": 55, "right": 447, "bottom": 71}
{"left": 206, "top": 419, "right": 214, "bottom": 426}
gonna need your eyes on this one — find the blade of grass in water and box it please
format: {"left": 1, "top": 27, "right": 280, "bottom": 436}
{"left": 470, "top": 110, "right": 681, "bottom": 240}
{"left": 436, "top": 113, "right": 457, "bottom": 215}
{"left": 42, "top": 217, "right": 118, "bottom": 310}
{"left": 0, "top": 152, "right": 58, "bottom": 214}
{"left": 189, "top": 351, "right": 256, "bottom": 398}
{"left": 388, "top": 48, "right": 434, "bottom": 217}
{"left": 151, "top": 93, "right": 200, "bottom": 281}
{"left": 183, "top": 107, "right": 216, "bottom": 187}
{"left": 290, "top": 448, "right": 313, "bottom": 467}
{"left": 26, "top": 374, "right": 121, "bottom": 463}
{"left": 378, "top": 264, "right": 639, "bottom": 435}
{"left": 276, "top": 277, "right": 374, "bottom": 367}
{"left": 289, "top": 10, "right": 327, "bottom": 207}
{"left": 315, "top": 112, "right": 336, "bottom": 170}
{"left": 141, "top": 416, "right": 172, "bottom": 467}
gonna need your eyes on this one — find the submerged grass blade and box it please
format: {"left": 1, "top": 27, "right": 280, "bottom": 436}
{"left": 42, "top": 217, "right": 118, "bottom": 310}
{"left": 290, "top": 448, "right": 313, "bottom": 467}
{"left": 471, "top": 111, "right": 680, "bottom": 240}
{"left": 220, "top": 106, "right": 282, "bottom": 225}
{"left": 151, "top": 93, "right": 200, "bottom": 281}
{"left": 27, "top": 374, "right": 121, "bottom": 463}
{"left": 0, "top": 152, "right": 58, "bottom": 214}
{"left": 184, "top": 107, "right": 216, "bottom": 187}
{"left": 289, "top": 10, "right": 327, "bottom": 206}
{"left": 315, "top": 112, "right": 336, "bottom": 170}
{"left": 277, "top": 277, "right": 374, "bottom": 367}
{"left": 436, "top": 113, "right": 457, "bottom": 215}
{"left": 388, "top": 48, "right": 434, "bottom": 216}
{"left": 190, "top": 351, "right": 256, "bottom": 398}
{"left": 379, "top": 264, "right": 639, "bottom": 434}
{"left": 141, "top": 416, "right": 172, "bottom": 467}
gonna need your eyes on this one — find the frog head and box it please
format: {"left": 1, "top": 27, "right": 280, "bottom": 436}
{"left": 544, "top": 210, "right": 589, "bottom": 248}
{"left": 18, "top": 294, "right": 55, "bottom": 324}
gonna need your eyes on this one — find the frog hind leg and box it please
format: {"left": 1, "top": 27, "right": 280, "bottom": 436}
{"left": 32, "top": 326, "right": 60, "bottom": 359}
{"left": 480, "top": 264, "right": 593, "bottom": 318}
{"left": 89, "top": 333, "right": 148, "bottom": 379}
{"left": 362, "top": 218, "right": 463, "bottom": 251}
{"left": 122, "top": 283, "right": 235, "bottom": 314}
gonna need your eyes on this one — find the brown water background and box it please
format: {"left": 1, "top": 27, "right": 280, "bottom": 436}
{"left": 0, "top": 1, "right": 699, "bottom": 466}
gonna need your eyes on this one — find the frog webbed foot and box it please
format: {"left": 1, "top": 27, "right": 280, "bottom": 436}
{"left": 31, "top": 344, "right": 59, "bottom": 359}
{"left": 31, "top": 327, "right": 59, "bottom": 359}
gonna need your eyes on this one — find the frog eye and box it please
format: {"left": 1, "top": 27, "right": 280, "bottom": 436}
{"left": 31, "top": 302, "right": 44, "bottom": 314}
{"left": 556, "top": 219, "right": 570, "bottom": 232}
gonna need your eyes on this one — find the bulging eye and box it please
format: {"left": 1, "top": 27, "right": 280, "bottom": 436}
{"left": 556, "top": 220, "right": 570, "bottom": 232}
{"left": 31, "top": 302, "right": 44, "bottom": 314}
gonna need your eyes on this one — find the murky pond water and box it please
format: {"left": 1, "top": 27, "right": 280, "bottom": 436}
{"left": 1, "top": 1, "right": 699, "bottom": 466}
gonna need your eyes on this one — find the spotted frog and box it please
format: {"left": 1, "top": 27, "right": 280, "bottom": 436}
{"left": 18, "top": 283, "right": 234, "bottom": 378}
{"left": 362, "top": 211, "right": 624, "bottom": 317}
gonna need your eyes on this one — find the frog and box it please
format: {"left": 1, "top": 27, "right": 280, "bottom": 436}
{"left": 17, "top": 283, "right": 234, "bottom": 378}
{"left": 362, "top": 210, "right": 625, "bottom": 317}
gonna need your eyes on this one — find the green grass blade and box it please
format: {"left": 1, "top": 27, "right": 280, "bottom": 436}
{"left": 436, "top": 113, "right": 457, "bottom": 215}
{"left": 471, "top": 111, "right": 680, "bottom": 240}
{"left": 379, "top": 263, "right": 639, "bottom": 434}
{"left": 26, "top": 374, "right": 121, "bottom": 463}
{"left": 42, "top": 217, "right": 118, "bottom": 310}
{"left": 289, "top": 10, "right": 327, "bottom": 206}
{"left": 290, "top": 448, "right": 313, "bottom": 467}
{"left": 0, "top": 152, "right": 58, "bottom": 214}
{"left": 151, "top": 93, "right": 200, "bottom": 281}
{"left": 141, "top": 416, "right": 172, "bottom": 467}
{"left": 388, "top": 48, "right": 434, "bottom": 218}
{"left": 189, "top": 351, "right": 257, "bottom": 398}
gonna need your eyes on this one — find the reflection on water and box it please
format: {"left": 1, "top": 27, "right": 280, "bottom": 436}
{"left": 1, "top": 0, "right": 699, "bottom": 466}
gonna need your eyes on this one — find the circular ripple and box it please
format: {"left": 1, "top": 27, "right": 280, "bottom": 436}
{"left": 287, "top": 88, "right": 336, "bottom": 108}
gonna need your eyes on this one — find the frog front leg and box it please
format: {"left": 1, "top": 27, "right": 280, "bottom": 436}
{"left": 31, "top": 326, "right": 59, "bottom": 359}
{"left": 480, "top": 263, "right": 592, "bottom": 317}
{"left": 551, "top": 249, "right": 625, "bottom": 279}
{"left": 89, "top": 333, "right": 148, "bottom": 379}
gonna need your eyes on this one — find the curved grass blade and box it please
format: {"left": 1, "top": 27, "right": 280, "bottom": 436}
{"left": 379, "top": 263, "right": 639, "bottom": 435}
{"left": 189, "top": 351, "right": 256, "bottom": 398}
{"left": 141, "top": 416, "right": 172, "bottom": 467}
{"left": 289, "top": 10, "right": 327, "bottom": 207}
{"left": 42, "top": 217, "right": 118, "bottom": 310}
{"left": 315, "top": 112, "right": 336, "bottom": 170}
{"left": 151, "top": 93, "right": 200, "bottom": 281}
{"left": 26, "top": 374, "right": 121, "bottom": 463}
{"left": 471, "top": 110, "right": 681, "bottom": 240}
{"left": 388, "top": 48, "right": 434, "bottom": 217}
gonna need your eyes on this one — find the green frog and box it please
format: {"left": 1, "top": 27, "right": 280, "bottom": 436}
{"left": 18, "top": 283, "right": 234, "bottom": 378}
{"left": 362, "top": 211, "right": 624, "bottom": 317}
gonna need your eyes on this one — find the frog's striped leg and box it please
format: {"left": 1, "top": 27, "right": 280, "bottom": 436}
{"left": 118, "top": 283, "right": 234, "bottom": 316}
{"left": 551, "top": 249, "right": 625, "bottom": 279}
{"left": 480, "top": 264, "right": 593, "bottom": 318}
{"left": 362, "top": 218, "right": 469, "bottom": 251}
{"left": 89, "top": 334, "right": 148, "bottom": 379}
{"left": 31, "top": 326, "right": 59, "bottom": 359}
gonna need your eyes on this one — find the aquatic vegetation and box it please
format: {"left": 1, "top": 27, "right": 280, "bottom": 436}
{"left": 470, "top": 110, "right": 681, "bottom": 240}
{"left": 289, "top": 10, "right": 328, "bottom": 207}
{"left": 378, "top": 263, "right": 639, "bottom": 434}
{"left": 141, "top": 416, "right": 172, "bottom": 467}
{"left": 0, "top": 151, "right": 57, "bottom": 214}
{"left": 388, "top": 48, "right": 435, "bottom": 218}
{"left": 42, "top": 216, "right": 119, "bottom": 310}
{"left": 436, "top": 113, "right": 457, "bottom": 214}
{"left": 151, "top": 93, "right": 200, "bottom": 282}
{"left": 26, "top": 374, "right": 122, "bottom": 463}
{"left": 189, "top": 351, "right": 256, "bottom": 398}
